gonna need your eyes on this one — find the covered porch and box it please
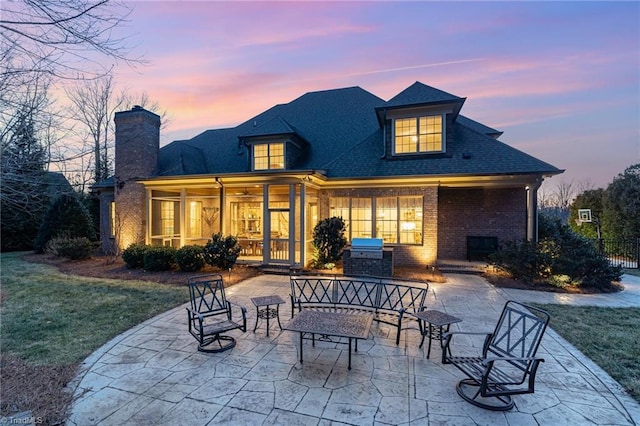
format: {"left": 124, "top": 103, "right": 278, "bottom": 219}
{"left": 140, "top": 173, "right": 322, "bottom": 268}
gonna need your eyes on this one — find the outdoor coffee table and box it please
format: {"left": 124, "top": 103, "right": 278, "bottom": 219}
{"left": 283, "top": 310, "right": 373, "bottom": 370}
{"left": 414, "top": 310, "right": 462, "bottom": 358}
{"left": 251, "top": 295, "right": 285, "bottom": 337}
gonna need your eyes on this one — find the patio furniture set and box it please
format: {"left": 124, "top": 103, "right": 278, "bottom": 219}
{"left": 186, "top": 273, "right": 550, "bottom": 411}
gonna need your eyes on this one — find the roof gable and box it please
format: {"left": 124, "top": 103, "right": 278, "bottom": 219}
{"left": 239, "top": 116, "right": 296, "bottom": 138}
{"left": 385, "top": 81, "right": 463, "bottom": 107}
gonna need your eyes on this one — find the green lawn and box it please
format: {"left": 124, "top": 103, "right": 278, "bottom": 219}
{"left": 532, "top": 303, "right": 640, "bottom": 402}
{"left": 1, "top": 252, "right": 189, "bottom": 365}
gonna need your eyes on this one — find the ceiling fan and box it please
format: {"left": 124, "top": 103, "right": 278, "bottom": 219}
{"left": 234, "top": 188, "right": 257, "bottom": 198}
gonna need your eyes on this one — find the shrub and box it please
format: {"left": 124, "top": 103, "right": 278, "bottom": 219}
{"left": 175, "top": 245, "right": 205, "bottom": 272}
{"left": 143, "top": 246, "right": 177, "bottom": 271}
{"left": 121, "top": 243, "right": 150, "bottom": 269}
{"left": 491, "top": 213, "right": 623, "bottom": 289}
{"left": 312, "top": 217, "right": 347, "bottom": 267}
{"left": 34, "top": 193, "right": 95, "bottom": 253}
{"left": 489, "top": 240, "right": 551, "bottom": 282}
{"left": 203, "top": 233, "right": 241, "bottom": 270}
{"left": 45, "top": 237, "right": 95, "bottom": 260}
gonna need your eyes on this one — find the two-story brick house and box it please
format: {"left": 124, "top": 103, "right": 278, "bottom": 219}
{"left": 95, "top": 81, "right": 562, "bottom": 268}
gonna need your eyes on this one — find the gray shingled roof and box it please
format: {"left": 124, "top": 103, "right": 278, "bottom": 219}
{"left": 384, "top": 81, "right": 464, "bottom": 108}
{"left": 157, "top": 82, "right": 562, "bottom": 180}
{"left": 456, "top": 115, "right": 503, "bottom": 138}
{"left": 239, "top": 116, "right": 297, "bottom": 138}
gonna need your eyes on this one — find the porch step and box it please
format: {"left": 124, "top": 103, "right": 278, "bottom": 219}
{"left": 258, "top": 264, "right": 299, "bottom": 275}
{"left": 436, "top": 260, "right": 489, "bottom": 275}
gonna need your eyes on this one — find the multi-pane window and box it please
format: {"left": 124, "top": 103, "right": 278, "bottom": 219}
{"left": 161, "top": 201, "right": 175, "bottom": 235}
{"left": 394, "top": 115, "right": 443, "bottom": 154}
{"left": 187, "top": 201, "right": 202, "bottom": 237}
{"left": 376, "top": 197, "right": 398, "bottom": 243}
{"left": 328, "top": 196, "right": 423, "bottom": 244}
{"left": 329, "top": 197, "right": 350, "bottom": 222}
{"left": 254, "top": 143, "right": 284, "bottom": 170}
{"left": 350, "top": 198, "right": 372, "bottom": 238}
{"left": 399, "top": 197, "right": 423, "bottom": 244}
{"left": 109, "top": 201, "right": 116, "bottom": 237}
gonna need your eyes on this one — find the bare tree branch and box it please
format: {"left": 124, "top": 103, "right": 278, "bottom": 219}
{"left": 1, "top": 0, "right": 144, "bottom": 82}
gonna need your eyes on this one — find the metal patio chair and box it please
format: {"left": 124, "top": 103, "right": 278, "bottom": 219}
{"left": 442, "top": 300, "right": 550, "bottom": 410}
{"left": 187, "top": 274, "right": 247, "bottom": 353}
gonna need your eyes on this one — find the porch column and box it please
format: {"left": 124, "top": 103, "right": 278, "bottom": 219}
{"left": 145, "top": 188, "right": 152, "bottom": 245}
{"left": 263, "top": 185, "right": 270, "bottom": 261}
{"left": 289, "top": 183, "right": 296, "bottom": 264}
{"left": 526, "top": 181, "right": 541, "bottom": 242}
{"left": 180, "top": 188, "right": 186, "bottom": 247}
{"left": 299, "top": 183, "right": 306, "bottom": 267}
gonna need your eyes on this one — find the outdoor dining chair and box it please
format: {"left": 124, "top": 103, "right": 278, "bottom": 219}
{"left": 186, "top": 274, "right": 247, "bottom": 352}
{"left": 442, "top": 300, "right": 550, "bottom": 410}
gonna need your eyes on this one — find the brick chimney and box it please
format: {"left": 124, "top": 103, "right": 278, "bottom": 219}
{"left": 113, "top": 106, "right": 161, "bottom": 249}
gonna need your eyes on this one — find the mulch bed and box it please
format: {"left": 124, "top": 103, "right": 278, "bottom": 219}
{"left": 1, "top": 354, "right": 77, "bottom": 426}
{"left": 21, "top": 252, "right": 260, "bottom": 286}
{"left": 483, "top": 270, "right": 624, "bottom": 294}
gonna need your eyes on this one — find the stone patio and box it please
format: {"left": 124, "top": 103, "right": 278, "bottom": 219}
{"left": 66, "top": 273, "right": 640, "bottom": 425}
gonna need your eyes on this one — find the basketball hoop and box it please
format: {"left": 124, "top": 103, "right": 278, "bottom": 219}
{"left": 578, "top": 209, "right": 592, "bottom": 223}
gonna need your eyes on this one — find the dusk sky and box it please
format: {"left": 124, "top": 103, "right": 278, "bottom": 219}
{"left": 111, "top": 1, "right": 639, "bottom": 189}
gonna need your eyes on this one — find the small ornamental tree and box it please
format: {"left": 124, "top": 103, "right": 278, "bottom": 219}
{"left": 312, "top": 217, "right": 347, "bottom": 267}
{"left": 203, "top": 233, "right": 241, "bottom": 270}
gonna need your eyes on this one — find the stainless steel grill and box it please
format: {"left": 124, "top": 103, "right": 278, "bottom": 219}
{"left": 350, "top": 238, "right": 384, "bottom": 259}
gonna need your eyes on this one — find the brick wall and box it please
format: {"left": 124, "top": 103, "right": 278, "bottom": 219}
{"left": 113, "top": 107, "right": 161, "bottom": 249}
{"left": 437, "top": 187, "right": 526, "bottom": 259}
{"left": 343, "top": 248, "right": 394, "bottom": 276}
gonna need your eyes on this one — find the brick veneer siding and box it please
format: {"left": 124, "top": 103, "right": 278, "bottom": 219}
{"left": 343, "top": 248, "right": 394, "bottom": 276}
{"left": 318, "top": 186, "right": 438, "bottom": 267}
{"left": 437, "top": 187, "right": 526, "bottom": 260}
{"left": 114, "top": 107, "right": 161, "bottom": 249}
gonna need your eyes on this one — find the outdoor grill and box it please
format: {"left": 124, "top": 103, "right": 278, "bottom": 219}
{"left": 350, "top": 238, "right": 384, "bottom": 259}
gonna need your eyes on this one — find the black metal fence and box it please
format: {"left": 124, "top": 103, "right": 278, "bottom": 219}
{"left": 591, "top": 238, "right": 640, "bottom": 269}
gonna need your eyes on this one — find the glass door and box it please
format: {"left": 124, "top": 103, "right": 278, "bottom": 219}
{"left": 268, "top": 209, "right": 289, "bottom": 262}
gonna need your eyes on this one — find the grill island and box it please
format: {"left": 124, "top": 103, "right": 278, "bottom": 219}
{"left": 343, "top": 238, "right": 393, "bottom": 276}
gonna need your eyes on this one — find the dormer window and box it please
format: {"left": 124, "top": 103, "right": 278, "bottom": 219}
{"left": 394, "top": 114, "right": 443, "bottom": 154}
{"left": 254, "top": 142, "right": 284, "bottom": 170}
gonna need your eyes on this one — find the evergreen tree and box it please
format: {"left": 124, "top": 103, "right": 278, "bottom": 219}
{"left": 603, "top": 163, "right": 640, "bottom": 239}
{"left": 569, "top": 189, "right": 605, "bottom": 239}
{"left": 34, "top": 193, "right": 96, "bottom": 253}
{"left": 0, "top": 106, "right": 50, "bottom": 251}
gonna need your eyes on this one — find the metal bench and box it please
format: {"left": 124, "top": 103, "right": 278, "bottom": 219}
{"left": 186, "top": 274, "right": 247, "bottom": 353}
{"left": 442, "top": 300, "right": 550, "bottom": 410}
{"left": 290, "top": 274, "right": 428, "bottom": 345}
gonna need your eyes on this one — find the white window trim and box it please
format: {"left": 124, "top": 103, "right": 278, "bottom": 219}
{"left": 253, "top": 142, "right": 286, "bottom": 171}
{"left": 388, "top": 107, "right": 450, "bottom": 156}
